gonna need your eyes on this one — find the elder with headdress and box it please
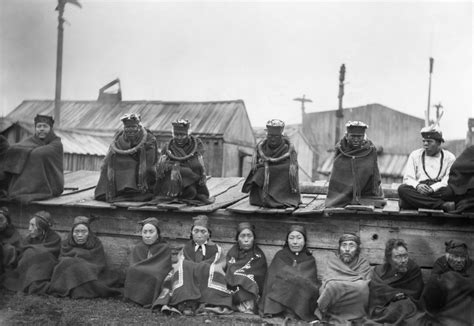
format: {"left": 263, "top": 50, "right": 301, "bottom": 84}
{"left": 1, "top": 114, "right": 63, "bottom": 203}
{"left": 48, "top": 216, "right": 121, "bottom": 298}
{"left": 368, "top": 239, "right": 424, "bottom": 325}
{"left": 0, "top": 207, "right": 22, "bottom": 275}
{"left": 326, "top": 121, "right": 385, "bottom": 208}
{"left": 95, "top": 113, "right": 158, "bottom": 202}
{"left": 398, "top": 125, "right": 456, "bottom": 212}
{"left": 124, "top": 217, "right": 172, "bottom": 307}
{"left": 2, "top": 211, "right": 60, "bottom": 294}
{"left": 316, "top": 232, "right": 372, "bottom": 324}
{"left": 225, "top": 222, "right": 267, "bottom": 314}
{"left": 259, "top": 225, "right": 319, "bottom": 321}
{"left": 242, "top": 119, "right": 301, "bottom": 208}
{"left": 155, "top": 119, "right": 213, "bottom": 205}
{"left": 419, "top": 240, "right": 474, "bottom": 325}
{"left": 153, "top": 215, "right": 232, "bottom": 316}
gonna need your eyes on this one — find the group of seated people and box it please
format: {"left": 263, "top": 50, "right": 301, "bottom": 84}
{"left": 1, "top": 208, "right": 472, "bottom": 325}
{"left": 0, "top": 112, "right": 473, "bottom": 214}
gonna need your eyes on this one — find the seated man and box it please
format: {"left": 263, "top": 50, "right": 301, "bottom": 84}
{"left": 316, "top": 233, "right": 372, "bottom": 324}
{"left": 325, "top": 121, "right": 384, "bottom": 208}
{"left": 155, "top": 119, "right": 212, "bottom": 205}
{"left": 445, "top": 145, "right": 474, "bottom": 212}
{"left": 398, "top": 125, "right": 456, "bottom": 212}
{"left": 95, "top": 113, "right": 158, "bottom": 202}
{"left": 420, "top": 240, "right": 474, "bottom": 326}
{"left": 1, "top": 115, "right": 63, "bottom": 203}
{"left": 368, "top": 239, "right": 424, "bottom": 325}
{"left": 242, "top": 119, "right": 300, "bottom": 208}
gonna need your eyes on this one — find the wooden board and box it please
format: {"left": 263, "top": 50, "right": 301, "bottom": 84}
{"left": 382, "top": 199, "right": 400, "bottom": 214}
{"left": 226, "top": 198, "right": 295, "bottom": 214}
{"left": 62, "top": 170, "right": 100, "bottom": 194}
{"left": 292, "top": 195, "right": 326, "bottom": 216}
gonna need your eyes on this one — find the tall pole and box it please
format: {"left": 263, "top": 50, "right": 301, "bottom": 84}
{"left": 293, "top": 94, "right": 312, "bottom": 122}
{"left": 425, "top": 57, "right": 434, "bottom": 126}
{"left": 54, "top": 2, "right": 65, "bottom": 127}
{"left": 335, "top": 64, "right": 345, "bottom": 144}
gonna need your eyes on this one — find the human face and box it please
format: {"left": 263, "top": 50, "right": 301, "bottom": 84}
{"left": 267, "top": 134, "right": 283, "bottom": 148}
{"left": 142, "top": 223, "right": 159, "bottom": 245}
{"left": 35, "top": 122, "right": 51, "bottom": 139}
{"left": 174, "top": 131, "right": 189, "bottom": 147}
{"left": 346, "top": 133, "right": 364, "bottom": 148}
{"left": 192, "top": 226, "right": 209, "bottom": 245}
{"left": 288, "top": 231, "right": 305, "bottom": 253}
{"left": 123, "top": 122, "right": 140, "bottom": 139}
{"left": 238, "top": 229, "right": 254, "bottom": 251}
{"left": 28, "top": 217, "right": 40, "bottom": 238}
{"left": 423, "top": 138, "right": 441, "bottom": 156}
{"left": 390, "top": 246, "right": 409, "bottom": 273}
{"left": 446, "top": 253, "right": 467, "bottom": 272}
{"left": 339, "top": 240, "right": 358, "bottom": 264}
{"left": 72, "top": 224, "right": 89, "bottom": 245}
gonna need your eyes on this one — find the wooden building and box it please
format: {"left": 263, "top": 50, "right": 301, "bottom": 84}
{"left": 2, "top": 99, "right": 256, "bottom": 177}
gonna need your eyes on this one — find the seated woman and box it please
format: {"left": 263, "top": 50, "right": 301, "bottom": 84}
{"left": 259, "top": 225, "right": 319, "bottom": 321}
{"left": 0, "top": 207, "right": 22, "bottom": 275}
{"left": 225, "top": 222, "right": 267, "bottom": 314}
{"left": 153, "top": 215, "right": 232, "bottom": 316}
{"left": 48, "top": 216, "right": 121, "bottom": 298}
{"left": 2, "top": 211, "right": 60, "bottom": 294}
{"left": 124, "top": 217, "right": 172, "bottom": 307}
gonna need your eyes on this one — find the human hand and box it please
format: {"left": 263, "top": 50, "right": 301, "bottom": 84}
{"left": 416, "top": 184, "right": 433, "bottom": 195}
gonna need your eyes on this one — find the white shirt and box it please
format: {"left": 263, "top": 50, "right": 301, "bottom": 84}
{"left": 402, "top": 148, "right": 456, "bottom": 192}
{"left": 194, "top": 241, "right": 208, "bottom": 256}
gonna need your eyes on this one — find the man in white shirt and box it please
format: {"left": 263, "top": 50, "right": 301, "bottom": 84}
{"left": 398, "top": 125, "right": 456, "bottom": 212}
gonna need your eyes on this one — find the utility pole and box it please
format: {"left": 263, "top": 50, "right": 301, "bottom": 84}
{"left": 293, "top": 94, "right": 312, "bottom": 122}
{"left": 335, "top": 64, "right": 345, "bottom": 144}
{"left": 54, "top": 0, "right": 81, "bottom": 127}
{"left": 425, "top": 57, "right": 434, "bottom": 126}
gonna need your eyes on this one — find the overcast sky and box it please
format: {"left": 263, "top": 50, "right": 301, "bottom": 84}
{"left": 1, "top": 0, "right": 472, "bottom": 140}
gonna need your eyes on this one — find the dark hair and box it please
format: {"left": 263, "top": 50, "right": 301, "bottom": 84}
{"left": 283, "top": 229, "right": 311, "bottom": 255}
{"left": 235, "top": 228, "right": 256, "bottom": 242}
{"left": 384, "top": 238, "right": 408, "bottom": 262}
{"left": 141, "top": 223, "right": 161, "bottom": 241}
{"left": 189, "top": 225, "right": 212, "bottom": 239}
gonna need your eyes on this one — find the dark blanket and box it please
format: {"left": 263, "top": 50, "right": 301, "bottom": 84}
{"left": 3, "top": 133, "right": 63, "bottom": 203}
{"left": 368, "top": 259, "right": 424, "bottom": 325}
{"left": 259, "top": 247, "right": 319, "bottom": 321}
{"left": 0, "top": 224, "right": 22, "bottom": 271}
{"left": 3, "top": 229, "right": 61, "bottom": 294}
{"left": 48, "top": 233, "right": 121, "bottom": 298}
{"left": 95, "top": 128, "right": 157, "bottom": 202}
{"left": 124, "top": 240, "right": 172, "bottom": 307}
{"left": 153, "top": 240, "right": 232, "bottom": 309}
{"left": 419, "top": 256, "right": 474, "bottom": 326}
{"left": 155, "top": 136, "right": 210, "bottom": 201}
{"left": 225, "top": 244, "right": 267, "bottom": 304}
{"left": 447, "top": 145, "right": 474, "bottom": 212}
{"left": 325, "top": 138, "right": 383, "bottom": 208}
{"left": 242, "top": 138, "right": 300, "bottom": 208}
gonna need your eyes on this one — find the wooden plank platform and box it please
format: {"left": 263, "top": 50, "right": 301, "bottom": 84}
{"left": 6, "top": 170, "right": 474, "bottom": 281}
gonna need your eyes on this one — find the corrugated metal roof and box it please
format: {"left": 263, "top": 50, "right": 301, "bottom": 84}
{"left": 318, "top": 152, "right": 408, "bottom": 178}
{"left": 7, "top": 100, "right": 247, "bottom": 136}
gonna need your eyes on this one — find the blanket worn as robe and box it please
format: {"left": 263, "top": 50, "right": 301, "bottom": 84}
{"left": 48, "top": 233, "right": 121, "bottom": 298}
{"left": 3, "top": 229, "right": 60, "bottom": 294}
{"left": 3, "top": 133, "right": 63, "bottom": 203}
{"left": 368, "top": 259, "right": 424, "bottom": 325}
{"left": 225, "top": 244, "right": 267, "bottom": 306}
{"left": 325, "top": 138, "right": 383, "bottom": 208}
{"left": 124, "top": 240, "right": 172, "bottom": 307}
{"left": 153, "top": 240, "right": 232, "bottom": 309}
{"left": 0, "top": 224, "right": 22, "bottom": 272}
{"left": 242, "top": 138, "right": 300, "bottom": 208}
{"left": 259, "top": 247, "right": 319, "bottom": 321}
{"left": 95, "top": 128, "right": 157, "bottom": 202}
{"left": 318, "top": 253, "right": 372, "bottom": 323}
{"left": 447, "top": 145, "right": 474, "bottom": 212}
{"left": 419, "top": 256, "right": 474, "bottom": 326}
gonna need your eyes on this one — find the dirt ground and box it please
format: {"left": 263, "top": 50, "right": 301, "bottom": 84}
{"left": 0, "top": 290, "right": 307, "bottom": 326}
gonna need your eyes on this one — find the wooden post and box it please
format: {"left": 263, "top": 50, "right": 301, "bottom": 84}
{"left": 335, "top": 64, "right": 345, "bottom": 144}
{"left": 425, "top": 57, "right": 434, "bottom": 126}
{"left": 54, "top": 2, "right": 65, "bottom": 127}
